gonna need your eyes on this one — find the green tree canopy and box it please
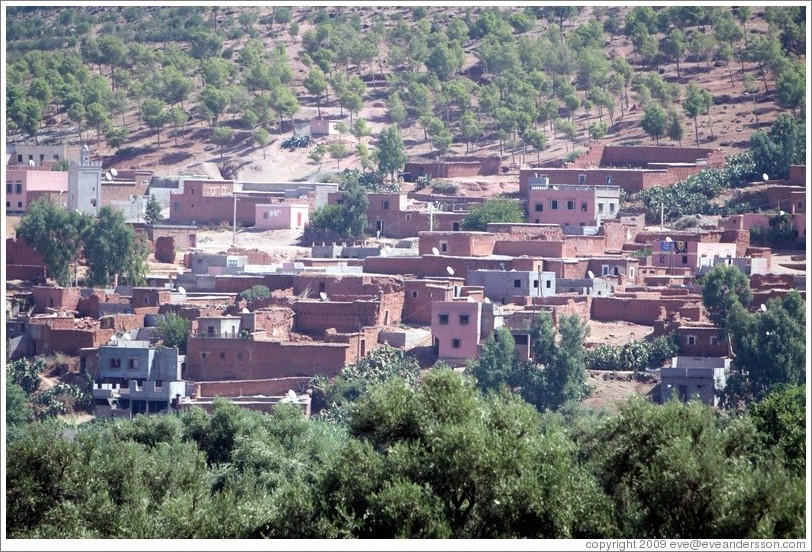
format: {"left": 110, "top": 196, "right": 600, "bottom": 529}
{"left": 461, "top": 198, "right": 524, "bottom": 231}
{"left": 375, "top": 125, "right": 408, "bottom": 182}
{"left": 84, "top": 206, "right": 148, "bottom": 287}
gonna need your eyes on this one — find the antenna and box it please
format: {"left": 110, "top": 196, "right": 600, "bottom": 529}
{"left": 587, "top": 270, "right": 595, "bottom": 279}
{"left": 432, "top": 247, "right": 440, "bottom": 256}
{"left": 319, "top": 291, "right": 328, "bottom": 301}
{"left": 177, "top": 286, "right": 186, "bottom": 294}
{"left": 760, "top": 304, "right": 767, "bottom": 312}
{"left": 446, "top": 266, "right": 455, "bottom": 276}
{"left": 110, "top": 168, "right": 117, "bottom": 177}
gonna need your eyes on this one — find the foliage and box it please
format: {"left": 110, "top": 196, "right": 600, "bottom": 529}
{"left": 240, "top": 285, "right": 271, "bottom": 303}
{"left": 563, "top": 149, "right": 584, "bottom": 163}
{"left": 16, "top": 198, "right": 89, "bottom": 286}
{"left": 6, "top": 379, "right": 32, "bottom": 441}
{"left": 157, "top": 312, "right": 191, "bottom": 354}
{"left": 461, "top": 198, "right": 524, "bottom": 231}
{"left": 84, "top": 206, "right": 148, "bottom": 287}
{"left": 469, "top": 327, "right": 518, "bottom": 393}
{"left": 143, "top": 194, "right": 164, "bottom": 225}
{"left": 746, "top": 384, "right": 805, "bottom": 476}
{"left": 750, "top": 113, "right": 805, "bottom": 181}
{"left": 375, "top": 125, "right": 408, "bottom": 182}
{"left": 7, "top": 357, "right": 46, "bottom": 395}
{"left": 430, "top": 181, "right": 458, "bottom": 195}
{"left": 700, "top": 264, "right": 752, "bottom": 335}
{"left": 302, "top": 170, "right": 369, "bottom": 243}
{"left": 585, "top": 334, "right": 679, "bottom": 372}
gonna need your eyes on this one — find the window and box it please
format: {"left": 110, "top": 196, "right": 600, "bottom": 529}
{"left": 629, "top": 268, "right": 635, "bottom": 278}
{"left": 513, "top": 279, "right": 521, "bottom": 288}
{"left": 263, "top": 211, "right": 269, "bottom": 219}
{"left": 17, "top": 155, "right": 22, "bottom": 163}
{"left": 439, "top": 314, "right": 449, "bottom": 325}
{"left": 601, "top": 265, "right": 609, "bottom": 276}
{"left": 550, "top": 200, "right": 559, "bottom": 210}
{"left": 40, "top": 154, "right": 45, "bottom": 163}
{"left": 581, "top": 202, "right": 587, "bottom": 212}
{"left": 90, "top": 199, "right": 97, "bottom": 207}
{"left": 319, "top": 282, "right": 326, "bottom": 292}
{"left": 452, "top": 338, "right": 461, "bottom": 348}
{"left": 452, "top": 222, "right": 460, "bottom": 231}
{"left": 578, "top": 174, "right": 586, "bottom": 184}
{"left": 598, "top": 203, "right": 604, "bottom": 213}
{"left": 191, "top": 188, "right": 195, "bottom": 195}
{"left": 440, "top": 242, "right": 448, "bottom": 252}
{"left": 459, "top": 315, "right": 469, "bottom": 325}
{"left": 609, "top": 203, "right": 616, "bottom": 213}
{"left": 533, "top": 280, "right": 539, "bottom": 288}
{"left": 219, "top": 352, "right": 226, "bottom": 360}
{"left": 613, "top": 266, "right": 619, "bottom": 275}
{"left": 659, "top": 255, "right": 665, "bottom": 264}
{"left": 174, "top": 202, "right": 180, "bottom": 211}
{"left": 128, "top": 358, "right": 138, "bottom": 369}
{"left": 227, "top": 258, "right": 238, "bottom": 268}
{"left": 54, "top": 154, "right": 59, "bottom": 161}
{"left": 546, "top": 280, "right": 552, "bottom": 288}
{"left": 17, "top": 202, "right": 22, "bottom": 208}
{"left": 201, "top": 352, "right": 208, "bottom": 359}
{"left": 534, "top": 203, "right": 543, "bottom": 212}
{"left": 5, "top": 202, "right": 9, "bottom": 208}
{"left": 154, "top": 380, "right": 163, "bottom": 388}
{"left": 686, "top": 335, "right": 696, "bottom": 346}
{"left": 606, "top": 176, "right": 612, "bottom": 184}
{"left": 6, "top": 184, "right": 11, "bottom": 193}
{"left": 406, "top": 214, "right": 411, "bottom": 221}
{"left": 566, "top": 200, "right": 575, "bottom": 210}
{"left": 579, "top": 222, "right": 586, "bottom": 227}
{"left": 682, "top": 255, "right": 688, "bottom": 265}
{"left": 710, "top": 336, "right": 719, "bottom": 345}
{"left": 15, "top": 183, "right": 22, "bottom": 194}
{"left": 237, "top": 352, "right": 243, "bottom": 360}
{"left": 28, "top": 155, "right": 33, "bottom": 162}
{"left": 111, "top": 358, "right": 121, "bottom": 368}
{"left": 382, "top": 200, "right": 390, "bottom": 210}
{"left": 411, "top": 290, "right": 418, "bottom": 298}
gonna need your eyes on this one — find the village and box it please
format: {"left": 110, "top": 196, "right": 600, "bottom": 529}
{"left": 5, "top": 138, "right": 807, "bottom": 419}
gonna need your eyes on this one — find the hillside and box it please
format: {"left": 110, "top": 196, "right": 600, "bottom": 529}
{"left": 5, "top": 5, "right": 806, "bottom": 182}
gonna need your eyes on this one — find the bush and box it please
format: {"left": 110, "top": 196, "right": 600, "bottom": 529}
{"left": 672, "top": 215, "right": 701, "bottom": 230}
{"left": 240, "top": 285, "right": 271, "bottom": 303}
{"left": 461, "top": 198, "right": 525, "bottom": 231}
{"left": 564, "top": 149, "right": 584, "bottom": 163}
{"left": 585, "top": 334, "right": 679, "bottom": 372}
{"left": 430, "top": 181, "right": 458, "bottom": 195}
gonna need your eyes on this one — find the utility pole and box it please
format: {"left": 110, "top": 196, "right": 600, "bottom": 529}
{"left": 660, "top": 202, "right": 664, "bottom": 230}
{"left": 429, "top": 202, "right": 435, "bottom": 232}
{"left": 232, "top": 190, "right": 237, "bottom": 247}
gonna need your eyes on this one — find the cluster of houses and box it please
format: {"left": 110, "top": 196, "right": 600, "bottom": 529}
{"left": 5, "top": 142, "right": 807, "bottom": 416}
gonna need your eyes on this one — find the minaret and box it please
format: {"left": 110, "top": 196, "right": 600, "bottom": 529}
{"left": 68, "top": 144, "right": 102, "bottom": 216}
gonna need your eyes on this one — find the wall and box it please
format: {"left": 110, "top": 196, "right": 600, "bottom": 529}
{"left": 254, "top": 203, "right": 309, "bottom": 230}
{"left": 32, "top": 286, "right": 82, "bottom": 313}
{"left": 186, "top": 338, "right": 350, "bottom": 381}
{"left": 591, "top": 295, "right": 703, "bottom": 324}
{"left": 403, "top": 279, "right": 454, "bottom": 324}
{"left": 418, "top": 231, "right": 496, "bottom": 257}
{"left": 431, "top": 301, "right": 482, "bottom": 360}
{"left": 196, "top": 377, "right": 312, "bottom": 398}
{"left": 6, "top": 168, "right": 68, "bottom": 213}
{"left": 404, "top": 156, "right": 501, "bottom": 179}
{"left": 147, "top": 225, "right": 197, "bottom": 250}
{"left": 487, "top": 223, "right": 563, "bottom": 241}
{"left": 293, "top": 299, "right": 381, "bottom": 334}
{"left": 6, "top": 236, "right": 46, "bottom": 267}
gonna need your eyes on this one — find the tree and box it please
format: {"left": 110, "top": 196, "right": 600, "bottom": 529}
{"left": 270, "top": 85, "right": 300, "bottom": 133}
{"left": 97, "top": 35, "right": 127, "bottom": 90}
{"left": 158, "top": 313, "right": 190, "bottom": 354}
{"left": 775, "top": 62, "right": 805, "bottom": 116}
{"left": 303, "top": 68, "right": 328, "bottom": 118}
{"left": 459, "top": 111, "right": 483, "bottom": 154}
{"left": 308, "top": 143, "right": 327, "bottom": 171}
{"left": 665, "top": 109, "right": 684, "bottom": 146}
{"left": 750, "top": 113, "right": 804, "bottom": 180}
{"left": 199, "top": 85, "right": 230, "bottom": 126}
{"left": 352, "top": 118, "right": 371, "bottom": 139}
{"left": 156, "top": 66, "right": 193, "bottom": 109}
{"left": 688, "top": 30, "right": 715, "bottom": 70}
{"left": 555, "top": 119, "right": 577, "bottom": 151}
{"left": 641, "top": 103, "right": 667, "bottom": 145}
{"left": 141, "top": 98, "right": 167, "bottom": 146}
{"left": 470, "top": 327, "right": 518, "bottom": 393}
{"left": 523, "top": 129, "right": 548, "bottom": 163}
{"left": 9, "top": 98, "right": 43, "bottom": 143}
{"left": 166, "top": 106, "right": 188, "bottom": 147}
{"left": 661, "top": 29, "right": 686, "bottom": 77}
{"left": 329, "top": 141, "right": 349, "bottom": 170}
{"left": 104, "top": 126, "right": 129, "bottom": 149}
{"left": 85, "top": 102, "right": 111, "bottom": 145}
{"left": 252, "top": 127, "right": 270, "bottom": 160}
{"left": 541, "top": 314, "right": 588, "bottom": 410}
{"left": 743, "top": 74, "right": 760, "bottom": 128}
{"left": 144, "top": 194, "right": 165, "bottom": 225}
{"left": 16, "top": 198, "right": 88, "bottom": 286}
{"left": 701, "top": 264, "right": 752, "bottom": 338}
{"left": 375, "top": 125, "right": 408, "bottom": 182}
{"left": 303, "top": 172, "right": 369, "bottom": 243}
{"left": 211, "top": 126, "right": 233, "bottom": 162}
{"left": 684, "top": 83, "right": 712, "bottom": 145}
{"left": 84, "top": 206, "right": 148, "bottom": 287}
{"left": 386, "top": 92, "right": 407, "bottom": 126}
{"left": 461, "top": 199, "right": 525, "bottom": 231}
{"left": 587, "top": 122, "right": 608, "bottom": 143}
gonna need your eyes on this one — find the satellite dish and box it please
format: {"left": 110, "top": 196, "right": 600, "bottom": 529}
{"left": 484, "top": 297, "right": 491, "bottom": 304}
{"left": 446, "top": 266, "right": 455, "bottom": 276}
{"left": 177, "top": 286, "right": 186, "bottom": 294}
{"left": 28, "top": 159, "right": 35, "bottom": 167}
{"left": 241, "top": 307, "right": 250, "bottom": 313}
{"left": 121, "top": 333, "right": 131, "bottom": 341}
{"left": 105, "top": 172, "right": 112, "bottom": 181}
{"left": 466, "top": 296, "right": 476, "bottom": 302}
{"left": 110, "top": 168, "right": 118, "bottom": 177}
{"left": 385, "top": 245, "right": 392, "bottom": 252}
{"left": 287, "top": 389, "right": 297, "bottom": 398}
{"left": 176, "top": 266, "right": 184, "bottom": 275}
{"left": 762, "top": 173, "right": 769, "bottom": 181}
{"left": 319, "top": 291, "right": 328, "bottom": 301}
{"left": 432, "top": 247, "right": 440, "bottom": 256}
{"left": 760, "top": 304, "right": 767, "bottom": 312}
{"left": 379, "top": 249, "right": 388, "bottom": 257}
{"left": 587, "top": 270, "right": 595, "bottom": 279}
{"left": 779, "top": 210, "right": 786, "bottom": 216}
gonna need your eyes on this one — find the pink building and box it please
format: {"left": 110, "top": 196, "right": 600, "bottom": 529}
{"left": 310, "top": 117, "right": 339, "bottom": 136}
{"left": 431, "top": 299, "right": 483, "bottom": 361}
{"left": 648, "top": 239, "right": 737, "bottom": 272}
{"left": 720, "top": 213, "right": 806, "bottom": 245}
{"left": 254, "top": 203, "right": 309, "bottom": 230}
{"left": 6, "top": 168, "right": 68, "bottom": 213}
{"left": 527, "top": 179, "right": 621, "bottom": 227}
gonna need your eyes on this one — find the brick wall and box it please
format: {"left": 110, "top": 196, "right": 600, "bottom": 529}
{"left": 403, "top": 280, "right": 454, "bottom": 324}
{"left": 32, "top": 286, "right": 82, "bottom": 313}
{"left": 6, "top": 236, "right": 46, "bottom": 267}
{"left": 293, "top": 299, "right": 381, "bottom": 334}
{"left": 131, "top": 288, "right": 172, "bottom": 308}
{"left": 493, "top": 240, "right": 565, "bottom": 257}
{"left": 404, "top": 156, "right": 501, "bottom": 178}
{"left": 186, "top": 338, "right": 350, "bottom": 380}
{"left": 418, "top": 232, "right": 496, "bottom": 257}
{"left": 591, "top": 295, "right": 703, "bottom": 324}
{"left": 487, "top": 223, "right": 563, "bottom": 241}
{"left": 363, "top": 256, "right": 423, "bottom": 277}
{"left": 195, "top": 377, "right": 311, "bottom": 398}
